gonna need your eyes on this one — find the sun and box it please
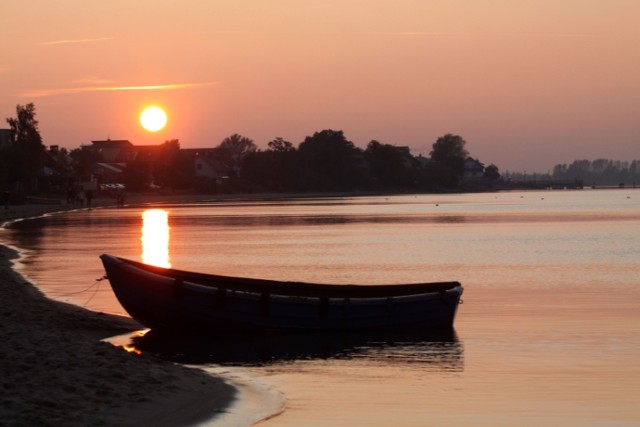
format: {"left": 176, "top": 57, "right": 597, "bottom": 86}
{"left": 140, "top": 106, "right": 167, "bottom": 132}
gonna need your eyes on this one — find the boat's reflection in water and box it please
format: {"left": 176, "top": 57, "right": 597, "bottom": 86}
{"left": 128, "top": 327, "right": 464, "bottom": 370}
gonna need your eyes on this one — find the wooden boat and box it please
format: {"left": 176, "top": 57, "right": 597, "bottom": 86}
{"left": 100, "top": 254, "right": 463, "bottom": 333}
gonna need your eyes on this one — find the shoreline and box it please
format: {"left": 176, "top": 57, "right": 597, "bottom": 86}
{"left": 0, "top": 198, "right": 285, "bottom": 426}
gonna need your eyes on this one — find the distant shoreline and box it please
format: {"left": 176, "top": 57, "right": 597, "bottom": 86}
{"left": 10, "top": 184, "right": 633, "bottom": 214}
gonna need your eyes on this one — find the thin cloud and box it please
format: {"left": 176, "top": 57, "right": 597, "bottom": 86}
{"left": 361, "top": 31, "right": 460, "bottom": 36}
{"left": 42, "top": 37, "right": 115, "bottom": 46}
{"left": 523, "top": 32, "right": 592, "bottom": 39}
{"left": 361, "top": 31, "right": 592, "bottom": 38}
{"left": 20, "top": 81, "right": 223, "bottom": 98}
{"left": 101, "top": 83, "right": 211, "bottom": 91}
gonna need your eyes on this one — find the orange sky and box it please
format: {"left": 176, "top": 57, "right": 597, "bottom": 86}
{"left": 2, "top": 1, "right": 638, "bottom": 172}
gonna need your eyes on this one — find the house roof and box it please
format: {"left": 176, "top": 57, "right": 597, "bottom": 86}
{"left": 95, "top": 162, "right": 125, "bottom": 173}
{"left": 464, "top": 157, "right": 485, "bottom": 170}
{"left": 90, "top": 140, "right": 134, "bottom": 162}
{"left": 89, "top": 139, "right": 163, "bottom": 163}
{"left": 91, "top": 139, "right": 133, "bottom": 148}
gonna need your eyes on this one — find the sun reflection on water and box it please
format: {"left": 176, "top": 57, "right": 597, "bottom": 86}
{"left": 141, "top": 209, "right": 171, "bottom": 268}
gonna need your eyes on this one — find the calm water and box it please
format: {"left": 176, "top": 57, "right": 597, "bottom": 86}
{"left": 3, "top": 190, "right": 639, "bottom": 426}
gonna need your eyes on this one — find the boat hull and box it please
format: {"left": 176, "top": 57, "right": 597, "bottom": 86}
{"left": 100, "top": 254, "right": 463, "bottom": 333}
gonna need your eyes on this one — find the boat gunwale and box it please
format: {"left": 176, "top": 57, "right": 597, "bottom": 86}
{"left": 101, "top": 254, "right": 462, "bottom": 299}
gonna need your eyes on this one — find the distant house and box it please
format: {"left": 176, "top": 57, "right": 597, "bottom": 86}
{"left": 0, "top": 129, "right": 11, "bottom": 147}
{"left": 93, "top": 162, "right": 126, "bottom": 184}
{"left": 89, "top": 139, "right": 163, "bottom": 164}
{"left": 90, "top": 139, "right": 136, "bottom": 162}
{"left": 84, "top": 139, "right": 164, "bottom": 185}
{"left": 464, "top": 157, "right": 485, "bottom": 179}
{"left": 394, "top": 146, "right": 416, "bottom": 169}
{"left": 182, "top": 148, "right": 230, "bottom": 181}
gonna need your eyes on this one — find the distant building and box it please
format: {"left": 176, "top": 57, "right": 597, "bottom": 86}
{"left": 90, "top": 139, "right": 136, "bottom": 162}
{"left": 83, "top": 139, "right": 165, "bottom": 185}
{"left": 394, "top": 146, "right": 416, "bottom": 169}
{"left": 83, "top": 140, "right": 234, "bottom": 188}
{"left": 0, "top": 129, "right": 11, "bottom": 147}
{"left": 94, "top": 162, "right": 126, "bottom": 184}
{"left": 182, "top": 148, "right": 229, "bottom": 181}
{"left": 89, "top": 139, "right": 163, "bottom": 163}
{"left": 464, "top": 157, "right": 485, "bottom": 179}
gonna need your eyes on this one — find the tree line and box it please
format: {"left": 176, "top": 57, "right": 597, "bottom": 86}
{"left": 8, "top": 103, "right": 639, "bottom": 198}
{"left": 6, "top": 103, "right": 637, "bottom": 197}
{"left": 504, "top": 159, "right": 640, "bottom": 188}
{"left": 238, "top": 130, "right": 485, "bottom": 193}
{"left": 552, "top": 159, "right": 639, "bottom": 187}
{"left": 103, "top": 130, "right": 490, "bottom": 194}
{"left": 2, "top": 103, "right": 504, "bottom": 197}
{"left": 123, "top": 131, "right": 499, "bottom": 194}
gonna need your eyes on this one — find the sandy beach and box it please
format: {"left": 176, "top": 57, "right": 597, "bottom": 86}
{"left": 0, "top": 196, "right": 284, "bottom": 426}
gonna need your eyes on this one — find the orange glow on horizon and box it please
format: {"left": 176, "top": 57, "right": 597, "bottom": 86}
{"left": 141, "top": 209, "right": 171, "bottom": 268}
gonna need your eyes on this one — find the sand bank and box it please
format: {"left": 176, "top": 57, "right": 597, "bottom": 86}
{"left": 0, "top": 199, "right": 285, "bottom": 426}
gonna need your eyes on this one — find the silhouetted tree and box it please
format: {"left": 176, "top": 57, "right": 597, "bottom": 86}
{"left": 364, "top": 140, "right": 415, "bottom": 190}
{"left": 430, "top": 134, "right": 468, "bottom": 173}
{"left": 297, "top": 130, "right": 364, "bottom": 191}
{"left": 217, "top": 134, "right": 257, "bottom": 178}
{"left": 240, "top": 152, "right": 271, "bottom": 191}
{"left": 242, "top": 137, "right": 299, "bottom": 192}
{"left": 483, "top": 164, "right": 500, "bottom": 180}
{"left": 5, "top": 103, "right": 45, "bottom": 192}
{"left": 6, "top": 103, "right": 43, "bottom": 150}
{"left": 265, "top": 137, "right": 298, "bottom": 190}
{"left": 429, "top": 134, "right": 469, "bottom": 188}
{"left": 69, "top": 147, "right": 98, "bottom": 182}
{"left": 267, "top": 137, "right": 295, "bottom": 153}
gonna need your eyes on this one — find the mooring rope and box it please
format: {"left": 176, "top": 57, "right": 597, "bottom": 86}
{"left": 80, "top": 278, "right": 103, "bottom": 307}
{"left": 50, "top": 275, "right": 108, "bottom": 307}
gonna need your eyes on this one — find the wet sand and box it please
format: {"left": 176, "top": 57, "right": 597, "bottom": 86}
{"left": 0, "top": 197, "right": 284, "bottom": 426}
